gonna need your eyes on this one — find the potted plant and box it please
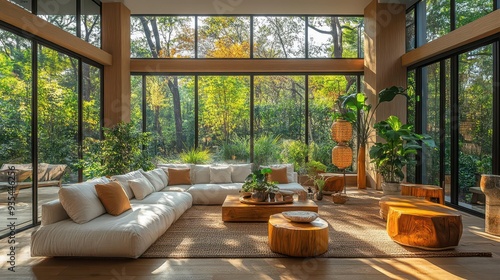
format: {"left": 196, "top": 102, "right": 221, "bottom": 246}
{"left": 369, "top": 116, "right": 435, "bottom": 195}
{"left": 314, "top": 177, "right": 326, "bottom": 200}
{"left": 241, "top": 168, "right": 279, "bottom": 202}
{"left": 339, "top": 86, "right": 408, "bottom": 189}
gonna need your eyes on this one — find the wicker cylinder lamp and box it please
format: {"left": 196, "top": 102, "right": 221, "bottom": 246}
{"left": 331, "top": 119, "right": 353, "bottom": 194}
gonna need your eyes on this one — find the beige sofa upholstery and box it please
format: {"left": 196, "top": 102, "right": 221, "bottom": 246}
{"left": 31, "top": 171, "right": 193, "bottom": 258}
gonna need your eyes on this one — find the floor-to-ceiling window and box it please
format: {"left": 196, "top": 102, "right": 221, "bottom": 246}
{"left": 0, "top": 11, "right": 103, "bottom": 236}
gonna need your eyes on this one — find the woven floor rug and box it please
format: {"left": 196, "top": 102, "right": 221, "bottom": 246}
{"left": 142, "top": 193, "right": 492, "bottom": 258}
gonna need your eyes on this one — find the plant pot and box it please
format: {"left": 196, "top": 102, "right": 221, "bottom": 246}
{"left": 332, "top": 193, "right": 348, "bottom": 204}
{"left": 316, "top": 191, "right": 323, "bottom": 201}
{"left": 382, "top": 182, "right": 401, "bottom": 196}
{"left": 251, "top": 191, "right": 268, "bottom": 202}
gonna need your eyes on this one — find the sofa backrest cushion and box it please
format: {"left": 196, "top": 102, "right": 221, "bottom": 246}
{"left": 269, "top": 167, "right": 289, "bottom": 184}
{"left": 41, "top": 199, "right": 70, "bottom": 226}
{"left": 110, "top": 170, "right": 144, "bottom": 199}
{"left": 167, "top": 168, "right": 192, "bottom": 185}
{"left": 86, "top": 176, "right": 110, "bottom": 184}
{"left": 95, "top": 181, "right": 132, "bottom": 216}
{"left": 128, "top": 176, "right": 155, "bottom": 200}
{"left": 59, "top": 182, "right": 106, "bottom": 224}
{"left": 209, "top": 166, "right": 232, "bottom": 184}
{"left": 231, "top": 164, "right": 252, "bottom": 183}
{"left": 140, "top": 169, "right": 165, "bottom": 191}
{"left": 191, "top": 165, "right": 210, "bottom": 184}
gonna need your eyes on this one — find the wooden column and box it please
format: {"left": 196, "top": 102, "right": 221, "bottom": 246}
{"left": 102, "top": 3, "right": 131, "bottom": 127}
{"left": 364, "top": 0, "right": 407, "bottom": 189}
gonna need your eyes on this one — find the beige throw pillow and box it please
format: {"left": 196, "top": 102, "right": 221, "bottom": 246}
{"left": 59, "top": 182, "right": 106, "bottom": 224}
{"left": 128, "top": 177, "right": 155, "bottom": 200}
{"left": 209, "top": 166, "right": 232, "bottom": 184}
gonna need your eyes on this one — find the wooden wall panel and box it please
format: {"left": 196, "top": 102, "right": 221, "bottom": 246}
{"left": 0, "top": 0, "right": 111, "bottom": 66}
{"left": 364, "top": 0, "right": 407, "bottom": 189}
{"left": 130, "top": 59, "right": 364, "bottom": 73}
{"left": 102, "top": 3, "right": 131, "bottom": 127}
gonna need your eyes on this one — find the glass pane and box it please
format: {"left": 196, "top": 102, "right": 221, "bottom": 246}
{"left": 81, "top": 0, "right": 101, "bottom": 47}
{"left": 131, "top": 16, "right": 195, "bottom": 58}
{"left": 458, "top": 44, "right": 493, "bottom": 213}
{"left": 254, "top": 16, "right": 305, "bottom": 58}
{"left": 198, "top": 16, "right": 250, "bottom": 58}
{"left": 456, "top": 0, "right": 493, "bottom": 28}
{"left": 254, "top": 76, "right": 305, "bottom": 168}
{"left": 8, "top": 0, "right": 32, "bottom": 11}
{"left": 406, "top": 9, "right": 415, "bottom": 52}
{"left": 82, "top": 63, "right": 101, "bottom": 180}
{"left": 425, "top": 0, "right": 450, "bottom": 43}
{"left": 406, "top": 69, "right": 417, "bottom": 183}
{"left": 308, "top": 17, "right": 363, "bottom": 58}
{"left": 421, "top": 62, "right": 441, "bottom": 186}
{"left": 145, "top": 76, "right": 195, "bottom": 161}
{"left": 37, "top": 45, "right": 78, "bottom": 224}
{"left": 130, "top": 75, "right": 143, "bottom": 131}
{"left": 308, "top": 75, "right": 357, "bottom": 172}
{"left": 37, "top": 0, "right": 77, "bottom": 36}
{"left": 198, "top": 76, "right": 250, "bottom": 163}
{"left": 0, "top": 28, "right": 33, "bottom": 235}
{"left": 444, "top": 59, "right": 451, "bottom": 202}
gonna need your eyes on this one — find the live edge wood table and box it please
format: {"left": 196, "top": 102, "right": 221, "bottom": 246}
{"left": 400, "top": 183, "right": 444, "bottom": 204}
{"left": 268, "top": 213, "right": 329, "bottom": 257}
{"left": 221, "top": 194, "right": 318, "bottom": 222}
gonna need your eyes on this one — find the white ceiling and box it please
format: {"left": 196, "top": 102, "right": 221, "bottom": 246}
{"left": 101, "top": 0, "right": 381, "bottom": 15}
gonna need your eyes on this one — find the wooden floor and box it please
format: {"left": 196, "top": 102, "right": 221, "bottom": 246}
{"left": 1, "top": 188, "right": 500, "bottom": 279}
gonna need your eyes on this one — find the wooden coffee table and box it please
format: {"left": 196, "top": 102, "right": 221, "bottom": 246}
{"left": 222, "top": 194, "right": 318, "bottom": 222}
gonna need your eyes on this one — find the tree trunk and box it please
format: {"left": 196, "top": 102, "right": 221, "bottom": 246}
{"left": 357, "top": 145, "right": 366, "bottom": 189}
{"left": 167, "top": 77, "right": 183, "bottom": 152}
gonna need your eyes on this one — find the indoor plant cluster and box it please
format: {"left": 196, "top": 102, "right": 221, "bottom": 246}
{"left": 241, "top": 168, "right": 279, "bottom": 202}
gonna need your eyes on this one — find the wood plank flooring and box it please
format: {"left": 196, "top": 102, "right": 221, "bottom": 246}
{"left": 1, "top": 188, "right": 499, "bottom": 279}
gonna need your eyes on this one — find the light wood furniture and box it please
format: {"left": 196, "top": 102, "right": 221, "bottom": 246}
{"left": 400, "top": 183, "right": 444, "bottom": 204}
{"left": 221, "top": 194, "right": 318, "bottom": 222}
{"left": 380, "top": 196, "right": 463, "bottom": 250}
{"left": 268, "top": 213, "right": 328, "bottom": 257}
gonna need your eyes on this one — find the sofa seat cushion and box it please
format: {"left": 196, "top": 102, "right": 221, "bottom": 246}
{"left": 277, "top": 183, "right": 306, "bottom": 193}
{"left": 187, "top": 183, "right": 243, "bottom": 205}
{"left": 130, "top": 192, "right": 192, "bottom": 221}
{"left": 160, "top": 184, "right": 192, "bottom": 192}
{"left": 31, "top": 203, "right": 176, "bottom": 258}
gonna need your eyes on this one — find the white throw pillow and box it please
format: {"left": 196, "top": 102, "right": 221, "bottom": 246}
{"left": 110, "top": 170, "right": 144, "bottom": 199}
{"left": 209, "top": 166, "right": 232, "bottom": 184}
{"left": 154, "top": 168, "right": 169, "bottom": 187}
{"left": 231, "top": 164, "right": 252, "bottom": 183}
{"left": 86, "top": 176, "right": 110, "bottom": 184}
{"left": 140, "top": 169, "right": 165, "bottom": 191}
{"left": 58, "top": 182, "right": 106, "bottom": 224}
{"left": 128, "top": 177, "right": 155, "bottom": 200}
{"left": 191, "top": 165, "right": 210, "bottom": 184}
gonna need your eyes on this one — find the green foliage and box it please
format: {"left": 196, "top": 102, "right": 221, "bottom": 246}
{"left": 341, "top": 86, "right": 408, "bottom": 146}
{"left": 253, "top": 135, "right": 281, "bottom": 167}
{"left": 219, "top": 134, "right": 249, "bottom": 161}
{"left": 79, "top": 122, "right": 154, "bottom": 177}
{"left": 369, "top": 116, "right": 435, "bottom": 183}
{"left": 305, "top": 160, "right": 327, "bottom": 176}
{"left": 241, "top": 168, "right": 277, "bottom": 192}
{"left": 280, "top": 140, "right": 308, "bottom": 171}
{"left": 179, "top": 147, "right": 211, "bottom": 164}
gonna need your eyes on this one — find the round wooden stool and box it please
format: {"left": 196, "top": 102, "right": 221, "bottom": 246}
{"left": 268, "top": 213, "right": 329, "bottom": 257}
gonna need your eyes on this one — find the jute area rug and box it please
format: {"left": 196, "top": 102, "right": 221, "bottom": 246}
{"left": 142, "top": 193, "right": 491, "bottom": 258}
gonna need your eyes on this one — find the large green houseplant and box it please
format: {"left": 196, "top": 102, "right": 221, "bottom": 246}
{"left": 241, "top": 168, "right": 279, "bottom": 202}
{"left": 338, "top": 86, "right": 408, "bottom": 189}
{"left": 369, "top": 115, "right": 435, "bottom": 195}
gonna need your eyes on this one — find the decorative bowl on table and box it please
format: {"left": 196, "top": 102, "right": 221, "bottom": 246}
{"left": 282, "top": 211, "right": 319, "bottom": 223}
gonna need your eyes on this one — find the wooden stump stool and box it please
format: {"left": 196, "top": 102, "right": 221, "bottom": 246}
{"left": 268, "top": 214, "right": 328, "bottom": 257}
{"left": 380, "top": 196, "right": 463, "bottom": 250}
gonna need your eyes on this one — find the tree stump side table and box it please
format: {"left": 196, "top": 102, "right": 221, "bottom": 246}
{"left": 268, "top": 213, "right": 329, "bottom": 257}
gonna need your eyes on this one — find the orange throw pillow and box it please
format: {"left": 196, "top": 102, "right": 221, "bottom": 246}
{"left": 269, "top": 167, "right": 288, "bottom": 184}
{"left": 95, "top": 181, "right": 131, "bottom": 216}
{"left": 168, "top": 168, "right": 192, "bottom": 185}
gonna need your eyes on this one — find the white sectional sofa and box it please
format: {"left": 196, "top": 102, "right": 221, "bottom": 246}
{"left": 158, "top": 163, "right": 306, "bottom": 205}
{"left": 31, "top": 163, "right": 306, "bottom": 258}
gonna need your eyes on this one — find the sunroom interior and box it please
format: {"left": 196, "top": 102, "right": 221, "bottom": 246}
{"left": 0, "top": 0, "right": 499, "bottom": 278}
